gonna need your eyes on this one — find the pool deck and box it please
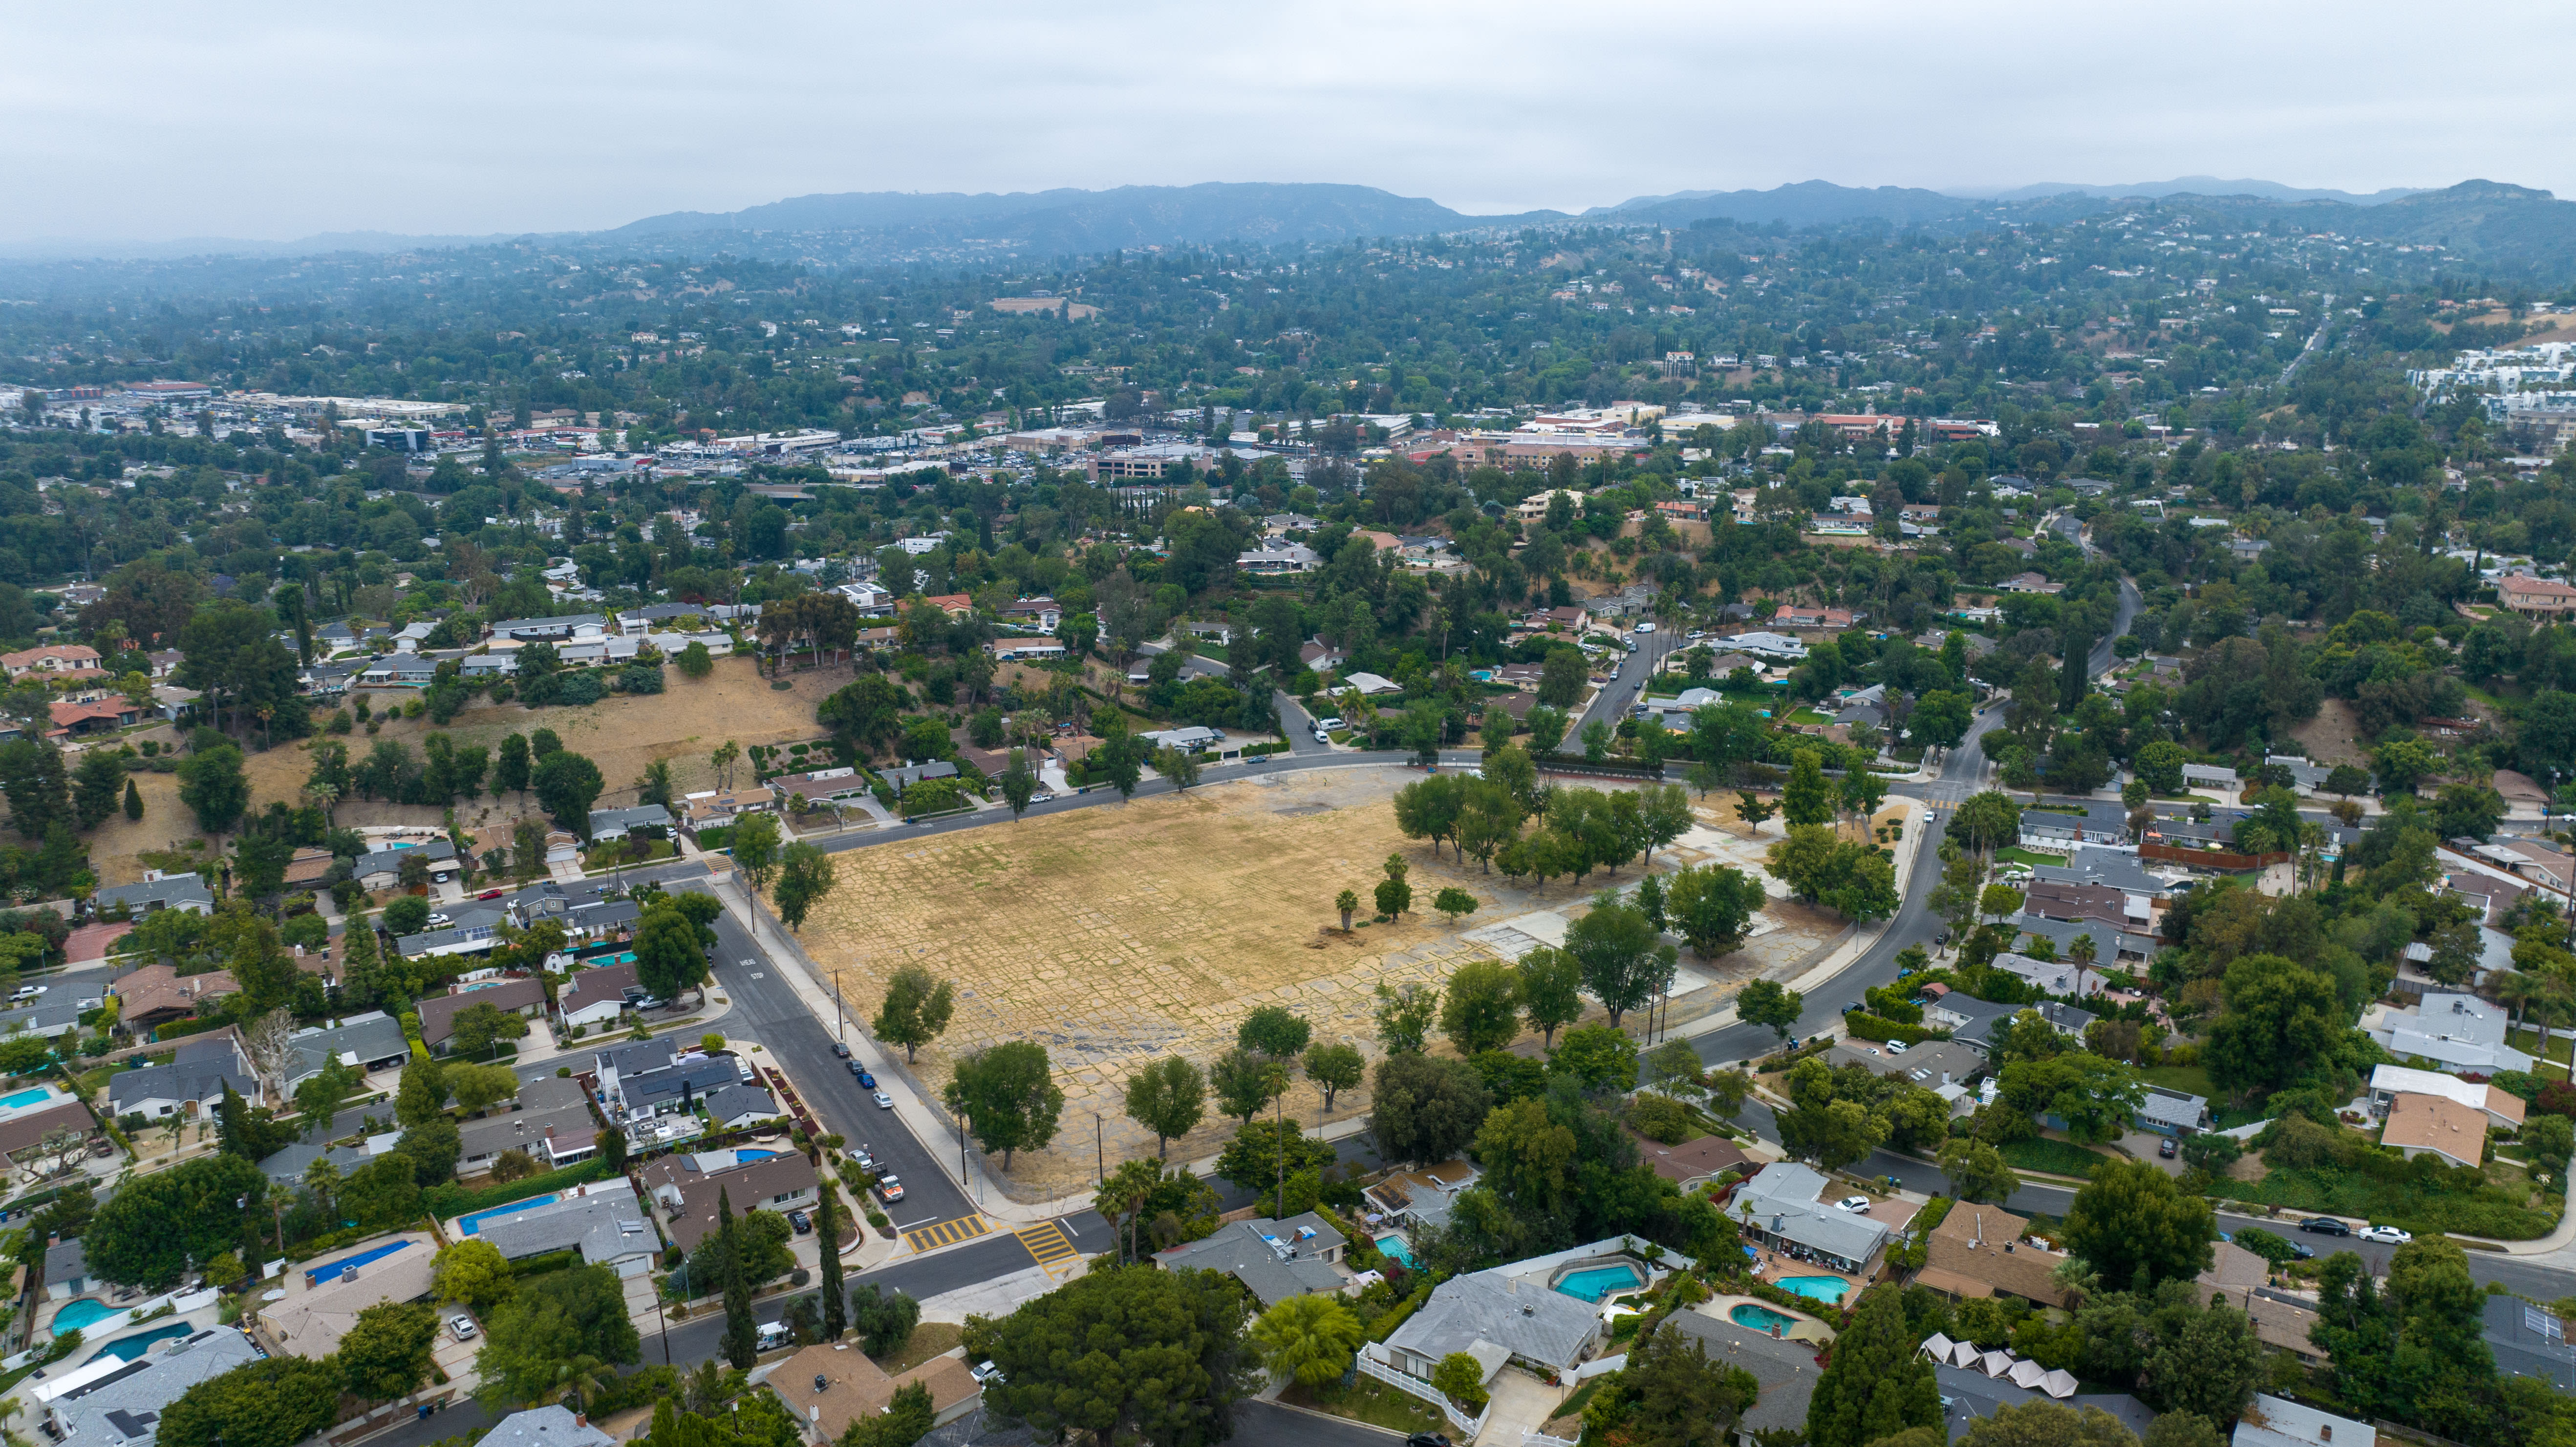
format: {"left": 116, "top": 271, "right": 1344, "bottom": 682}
{"left": 1702, "top": 1294, "right": 1834, "bottom": 1344}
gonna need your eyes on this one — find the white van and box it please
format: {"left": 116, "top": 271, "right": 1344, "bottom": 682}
{"left": 756, "top": 1321, "right": 794, "bottom": 1352}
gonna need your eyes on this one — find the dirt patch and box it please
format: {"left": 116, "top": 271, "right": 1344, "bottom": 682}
{"left": 2288, "top": 696, "right": 2369, "bottom": 768}
{"left": 89, "top": 656, "right": 831, "bottom": 886}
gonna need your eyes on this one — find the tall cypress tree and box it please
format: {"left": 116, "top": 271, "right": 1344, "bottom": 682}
{"left": 1805, "top": 1283, "right": 1939, "bottom": 1447}
{"left": 718, "top": 1188, "right": 757, "bottom": 1369}
{"left": 816, "top": 1181, "right": 846, "bottom": 1341}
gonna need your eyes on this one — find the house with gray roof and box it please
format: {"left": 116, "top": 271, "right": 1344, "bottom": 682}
{"left": 95, "top": 872, "right": 213, "bottom": 916}
{"left": 596, "top": 1037, "right": 738, "bottom": 1119}
{"left": 107, "top": 1034, "right": 257, "bottom": 1120}
{"left": 1988, "top": 951, "right": 2109, "bottom": 1000}
{"left": 2264, "top": 755, "right": 2334, "bottom": 795}
{"left": 43, "top": 1235, "right": 87, "bottom": 1300}
{"left": 2015, "top": 800, "right": 2133, "bottom": 851}
{"left": 459, "top": 1103, "right": 599, "bottom": 1175}
{"left": 284, "top": 1012, "right": 414, "bottom": 1091}
{"left": 1924, "top": 996, "right": 2095, "bottom": 1056}
{"left": 2029, "top": 846, "right": 2174, "bottom": 899}
{"left": 2363, "top": 992, "right": 2534, "bottom": 1076}
{"left": 481, "top": 1406, "right": 617, "bottom": 1447}
{"left": 700, "top": 1083, "right": 783, "bottom": 1130}
{"left": 1378, "top": 1259, "right": 1606, "bottom": 1383}
{"left": 2234, "top": 1394, "right": 2372, "bottom": 1447}
{"left": 1, "top": 998, "right": 90, "bottom": 1042}
{"left": 350, "top": 838, "right": 456, "bottom": 890}
{"left": 1729, "top": 1163, "right": 1890, "bottom": 1273}
{"left": 417, "top": 978, "right": 548, "bottom": 1054}
{"left": 589, "top": 804, "right": 674, "bottom": 838}
{"left": 1659, "top": 1310, "right": 1822, "bottom": 1446}
{"left": 2484, "top": 1294, "right": 2576, "bottom": 1391}
{"left": 881, "top": 760, "right": 960, "bottom": 796}
{"left": 36, "top": 1326, "right": 261, "bottom": 1447}
{"left": 1933, "top": 1363, "right": 2154, "bottom": 1443}
{"left": 2135, "top": 1085, "right": 2211, "bottom": 1137}
{"left": 2011, "top": 914, "right": 2157, "bottom": 965}
{"left": 488, "top": 614, "right": 609, "bottom": 643}
{"left": 476, "top": 1182, "right": 659, "bottom": 1277}
{"left": 1153, "top": 1213, "right": 1347, "bottom": 1307}
{"left": 256, "top": 1129, "right": 402, "bottom": 1185}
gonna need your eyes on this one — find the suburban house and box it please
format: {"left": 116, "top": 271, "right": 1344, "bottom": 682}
{"left": 457, "top": 1103, "right": 599, "bottom": 1175}
{"left": 1377, "top": 1260, "right": 1606, "bottom": 1385}
{"left": 1659, "top": 1310, "right": 1823, "bottom": 1446}
{"left": 638, "top": 1149, "right": 821, "bottom": 1251}
{"left": 2020, "top": 878, "right": 2149, "bottom": 937}
{"left": 1152, "top": 1213, "right": 1348, "bottom": 1306}
{"left": 1632, "top": 1134, "right": 1754, "bottom": 1189}
{"left": 33, "top": 1326, "right": 262, "bottom": 1447}
{"left": 679, "top": 787, "right": 778, "bottom": 833}
{"left": 487, "top": 614, "right": 609, "bottom": 643}
{"left": 1924, "top": 996, "right": 2095, "bottom": 1055}
{"left": 415, "top": 979, "right": 548, "bottom": 1055}
{"left": 481, "top": 1408, "right": 616, "bottom": 1447}
{"left": 254, "top": 1232, "right": 439, "bottom": 1361}
{"left": 0, "top": 645, "right": 102, "bottom": 679}
{"left": 700, "top": 1083, "right": 782, "bottom": 1130}
{"left": 0, "top": 1098, "right": 99, "bottom": 1172}
{"left": 350, "top": 839, "right": 457, "bottom": 891}
{"left": 106, "top": 1035, "right": 256, "bottom": 1119}
{"left": 43, "top": 1235, "right": 86, "bottom": 1300}
{"left": 2496, "top": 575, "right": 2576, "bottom": 618}
{"left": 2011, "top": 915, "right": 2158, "bottom": 966}
{"left": 2380, "top": 1092, "right": 2491, "bottom": 1170}
{"left": 2134, "top": 1086, "right": 2212, "bottom": 1137}
{"left": 2014, "top": 800, "right": 2132, "bottom": 851}
{"left": 475, "top": 1179, "right": 659, "bottom": 1277}
{"left": 880, "top": 760, "right": 959, "bottom": 797}
{"left": 2363, "top": 993, "right": 2535, "bottom": 1075}
{"left": 2365, "top": 1065, "right": 2526, "bottom": 1129}
{"left": 595, "top": 1038, "right": 740, "bottom": 1120}
{"left": 999, "top": 597, "right": 1062, "bottom": 631}
{"left": 2235, "top": 1396, "right": 2373, "bottom": 1447}
{"left": 1985, "top": 951, "right": 2107, "bottom": 1000}
{"left": 1729, "top": 1163, "right": 1890, "bottom": 1274}
{"left": 558, "top": 961, "right": 643, "bottom": 1031}
{"left": 0, "top": 998, "right": 91, "bottom": 1043}
{"left": 48, "top": 698, "right": 143, "bottom": 737}
{"left": 766, "top": 1343, "right": 982, "bottom": 1444}
{"left": 283, "top": 1012, "right": 414, "bottom": 1092}
{"left": 96, "top": 872, "right": 214, "bottom": 917}
{"left": 588, "top": 804, "right": 673, "bottom": 840}
{"left": 1360, "top": 1160, "right": 1480, "bottom": 1229}
{"left": 1913, "top": 1202, "right": 2071, "bottom": 1309}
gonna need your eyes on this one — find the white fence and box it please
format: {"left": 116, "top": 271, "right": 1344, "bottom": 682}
{"left": 1357, "top": 1352, "right": 1490, "bottom": 1437}
{"left": 1525, "top": 1434, "right": 1580, "bottom": 1447}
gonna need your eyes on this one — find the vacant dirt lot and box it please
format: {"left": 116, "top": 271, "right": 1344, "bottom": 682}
{"left": 90, "top": 655, "right": 835, "bottom": 884}
{"left": 793, "top": 766, "right": 1846, "bottom": 1198}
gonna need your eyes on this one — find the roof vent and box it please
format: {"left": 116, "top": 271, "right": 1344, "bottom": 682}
{"left": 814, "top": 1375, "right": 828, "bottom": 1393}
{"left": 1522, "top": 1303, "right": 1535, "bottom": 1317}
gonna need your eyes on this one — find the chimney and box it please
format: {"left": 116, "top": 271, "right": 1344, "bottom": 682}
{"left": 575, "top": 1417, "right": 586, "bottom": 1429}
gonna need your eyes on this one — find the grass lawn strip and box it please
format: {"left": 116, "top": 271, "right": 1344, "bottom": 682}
{"left": 1282, "top": 1379, "right": 1452, "bottom": 1434}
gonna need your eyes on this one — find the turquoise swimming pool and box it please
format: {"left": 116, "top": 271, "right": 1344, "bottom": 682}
{"left": 736, "top": 1149, "right": 778, "bottom": 1161}
{"left": 1374, "top": 1235, "right": 1417, "bottom": 1268}
{"left": 1553, "top": 1263, "right": 1645, "bottom": 1302}
{"left": 0, "top": 1087, "right": 52, "bottom": 1109}
{"left": 458, "top": 1193, "right": 559, "bottom": 1235}
{"left": 50, "top": 1298, "right": 125, "bottom": 1338}
{"left": 1731, "top": 1303, "right": 1803, "bottom": 1334}
{"left": 87, "top": 1325, "right": 193, "bottom": 1362}
{"left": 1774, "top": 1276, "right": 1851, "bottom": 1304}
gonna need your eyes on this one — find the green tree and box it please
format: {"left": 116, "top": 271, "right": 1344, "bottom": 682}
{"left": 872, "top": 966, "right": 955, "bottom": 1063}
{"left": 2142, "top": 1295, "right": 2265, "bottom": 1429}
{"left": 2063, "top": 1159, "right": 2216, "bottom": 1293}
{"left": 338, "top": 1300, "right": 441, "bottom": 1401}
{"left": 1302, "top": 1042, "right": 1365, "bottom": 1115}
{"left": 1432, "top": 1351, "right": 1491, "bottom": 1410}
{"left": 849, "top": 1281, "right": 923, "bottom": 1357}
{"left": 1374, "top": 874, "right": 1412, "bottom": 920}
{"left": 772, "top": 841, "right": 836, "bottom": 931}
{"left": 1252, "top": 1293, "right": 1367, "bottom": 1386}
{"left": 1937, "top": 1137, "right": 2023, "bottom": 1204}
{"left": 433, "top": 1238, "right": 515, "bottom": 1315}
{"left": 634, "top": 901, "right": 710, "bottom": 1004}
{"left": 730, "top": 809, "right": 783, "bottom": 890}
{"left": 124, "top": 776, "right": 143, "bottom": 820}
{"left": 1664, "top": 863, "right": 1768, "bottom": 959}
{"left": 1432, "top": 886, "right": 1479, "bottom": 924}
{"left": 494, "top": 733, "right": 532, "bottom": 794}
{"left": 2203, "top": 954, "right": 2344, "bottom": 1100}
{"left": 1439, "top": 958, "right": 1524, "bottom": 1054}
{"left": 83, "top": 1152, "right": 267, "bottom": 1290}
{"left": 472, "top": 1265, "right": 642, "bottom": 1407}
{"left": 942, "top": 1041, "right": 1064, "bottom": 1169}
{"left": 1210, "top": 1046, "right": 1285, "bottom": 1125}
{"left": 968, "top": 1265, "right": 1256, "bottom": 1447}
{"left": 450, "top": 1000, "right": 528, "bottom": 1059}
{"left": 1334, "top": 888, "right": 1360, "bottom": 931}
{"left": 1782, "top": 750, "right": 1834, "bottom": 827}
{"left": 815, "top": 1177, "right": 847, "bottom": 1342}
{"left": 719, "top": 1189, "right": 758, "bottom": 1369}
{"left": 1807, "top": 1284, "right": 1941, "bottom": 1447}
{"left": 1212, "top": 1117, "right": 1336, "bottom": 1197}
{"left": 177, "top": 743, "right": 251, "bottom": 834}
{"left": 1372, "top": 979, "right": 1439, "bottom": 1054}
{"left": 1951, "top": 790, "right": 2024, "bottom": 852}
{"left": 1551, "top": 1022, "right": 1641, "bottom": 1091}
{"left": 1736, "top": 979, "right": 1803, "bottom": 1044}
{"left": 532, "top": 749, "right": 605, "bottom": 835}
{"left": 1123, "top": 1055, "right": 1207, "bottom": 1158}
{"left": 1565, "top": 892, "right": 1673, "bottom": 1029}
{"left": 1369, "top": 1052, "right": 1491, "bottom": 1165}
{"left": 1516, "top": 945, "right": 1585, "bottom": 1047}
{"left": 1960, "top": 1402, "right": 2141, "bottom": 1447}
{"left": 158, "top": 1354, "right": 344, "bottom": 1447}
{"left": 1238, "top": 1004, "right": 1312, "bottom": 1062}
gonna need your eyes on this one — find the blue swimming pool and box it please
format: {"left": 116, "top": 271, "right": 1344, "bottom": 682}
{"left": 736, "top": 1149, "right": 778, "bottom": 1161}
{"left": 86, "top": 1325, "right": 193, "bottom": 1363}
{"left": 1731, "top": 1303, "right": 1803, "bottom": 1334}
{"left": 1374, "top": 1235, "right": 1417, "bottom": 1268}
{"left": 50, "top": 1298, "right": 124, "bottom": 1338}
{"left": 0, "top": 1087, "right": 52, "bottom": 1109}
{"left": 458, "top": 1194, "right": 559, "bottom": 1235}
{"left": 1774, "top": 1276, "right": 1851, "bottom": 1304}
{"left": 1553, "top": 1264, "right": 1645, "bottom": 1303}
{"left": 306, "top": 1238, "right": 415, "bottom": 1283}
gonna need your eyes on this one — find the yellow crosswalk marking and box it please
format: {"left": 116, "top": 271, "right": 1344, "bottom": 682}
{"left": 1016, "top": 1220, "right": 1080, "bottom": 1274}
{"left": 903, "top": 1215, "right": 992, "bottom": 1254}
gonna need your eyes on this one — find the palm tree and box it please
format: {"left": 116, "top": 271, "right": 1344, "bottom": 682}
{"left": 554, "top": 1354, "right": 611, "bottom": 1413}
{"left": 1251, "top": 1294, "right": 1367, "bottom": 1387}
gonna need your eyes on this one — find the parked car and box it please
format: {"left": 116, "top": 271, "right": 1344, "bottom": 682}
{"left": 873, "top": 1091, "right": 895, "bottom": 1109}
{"left": 971, "top": 1361, "right": 1007, "bottom": 1387}
{"left": 1313, "top": 728, "right": 1331, "bottom": 744}
{"left": 8, "top": 986, "right": 42, "bottom": 1001}
{"left": 832, "top": 1043, "right": 851, "bottom": 1059}
{"left": 1406, "top": 1435, "right": 1452, "bottom": 1447}
{"left": 788, "top": 1209, "right": 812, "bottom": 1235}
{"left": 874, "top": 1175, "right": 905, "bottom": 1204}
{"left": 2158, "top": 1136, "right": 2178, "bottom": 1158}
{"left": 1634, "top": 621, "right": 1655, "bottom": 634}
{"left": 450, "top": 1315, "right": 477, "bottom": 1342}
{"left": 2299, "top": 1217, "right": 2352, "bottom": 1236}
{"left": 1316, "top": 717, "right": 1345, "bottom": 731}
{"left": 847, "top": 1061, "right": 867, "bottom": 1079}
{"left": 1885, "top": 1041, "right": 1908, "bottom": 1054}
{"left": 1029, "top": 792, "right": 1056, "bottom": 803}
{"left": 2359, "top": 1225, "right": 2412, "bottom": 1244}
{"left": 856, "top": 1068, "right": 877, "bottom": 1089}
{"left": 1833, "top": 1195, "right": 1872, "bottom": 1213}
{"left": 2286, "top": 1240, "right": 2316, "bottom": 1260}
{"left": 477, "top": 888, "right": 505, "bottom": 900}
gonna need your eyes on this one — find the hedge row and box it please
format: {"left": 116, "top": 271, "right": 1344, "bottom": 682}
{"left": 1842, "top": 1014, "right": 1950, "bottom": 1046}
{"left": 1367, "top": 1280, "right": 1436, "bottom": 1342}
{"left": 421, "top": 1157, "right": 614, "bottom": 1221}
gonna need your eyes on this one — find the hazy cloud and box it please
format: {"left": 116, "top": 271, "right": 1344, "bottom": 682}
{"left": 3, "top": 0, "right": 2569, "bottom": 245}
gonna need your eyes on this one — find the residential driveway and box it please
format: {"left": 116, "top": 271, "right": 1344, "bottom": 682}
{"left": 1475, "top": 1369, "right": 1570, "bottom": 1447}
{"left": 2118, "top": 1130, "right": 2183, "bottom": 1176}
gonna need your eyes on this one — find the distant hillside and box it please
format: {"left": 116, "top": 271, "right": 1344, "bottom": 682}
{"left": 1589, "top": 180, "right": 1975, "bottom": 228}
{"left": 1959, "top": 176, "right": 2431, "bottom": 206}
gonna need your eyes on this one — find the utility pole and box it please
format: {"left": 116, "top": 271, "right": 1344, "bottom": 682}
{"left": 1094, "top": 1111, "right": 1103, "bottom": 1185}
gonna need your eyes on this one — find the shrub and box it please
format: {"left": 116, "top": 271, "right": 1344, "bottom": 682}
{"left": 1628, "top": 1094, "right": 1692, "bottom": 1144}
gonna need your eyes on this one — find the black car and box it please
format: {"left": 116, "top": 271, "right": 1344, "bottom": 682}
{"left": 2299, "top": 1217, "right": 2352, "bottom": 1236}
{"left": 788, "top": 1209, "right": 813, "bottom": 1235}
{"left": 2287, "top": 1240, "right": 2316, "bottom": 1260}
{"left": 1407, "top": 1436, "right": 1452, "bottom": 1447}
{"left": 848, "top": 1061, "right": 867, "bottom": 1078}
{"left": 832, "top": 1043, "right": 852, "bottom": 1060}
{"left": 2158, "top": 1136, "right": 2177, "bottom": 1159}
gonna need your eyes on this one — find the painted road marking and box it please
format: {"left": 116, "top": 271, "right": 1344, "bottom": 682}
{"left": 1017, "top": 1220, "right": 1081, "bottom": 1275}
{"left": 903, "top": 1215, "right": 993, "bottom": 1254}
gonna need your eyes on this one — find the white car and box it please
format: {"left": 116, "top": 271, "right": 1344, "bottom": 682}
{"left": 1687, "top": 630, "right": 1706, "bottom": 639}
{"left": 1315, "top": 717, "right": 1345, "bottom": 732}
{"left": 2358, "top": 1225, "right": 2412, "bottom": 1245}
{"left": 9, "top": 986, "right": 42, "bottom": 1001}
{"left": 1313, "top": 728, "right": 1331, "bottom": 744}
{"left": 1833, "top": 1195, "right": 1873, "bottom": 1213}
{"left": 1885, "top": 1041, "right": 1908, "bottom": 1054}
{"left": 450, "top": 1314, "right": 477, "bottom": 1342}
{"left": 1634, "top": 622, "right": 1655, "bottom": 634}
{"left": 739, "top": 959, "right": 758, "bottom": 970}
{"left": 970, "top": 1361, "right": 1006, "bottom": 1386}
{"left": 873, "top": 1091, "right": 895, "bottom": 1109}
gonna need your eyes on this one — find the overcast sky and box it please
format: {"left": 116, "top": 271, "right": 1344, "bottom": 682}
{"left": 5, "top": 0, "right": 2568, "bottom": 246}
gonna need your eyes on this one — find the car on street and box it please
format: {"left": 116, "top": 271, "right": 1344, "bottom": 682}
{"left": 1634, "top": 622, "right": 1655, "bottom": 634}
{"left": 788, "top": 1209, "right": 812, "bottom": 1234}
{"left": 2299, "top": 1217, "right": 2353, "bottom": 1236}
{"left": 1687, "top": 630, "right": 1705, "bottom": 639}
{"left": 9, "top": 986, "right": 43, "bottom": 1001}
{"left": 2284, "top": 1239, "right": 2316, "bottom": 1259}
{"left": 832, "top": 1043, "right": 851, "bottom": 1059}
{"left": 477, "top": 888, "right": 505, "bottom": 900}
{"left": 2359, "top": 1225, "right": 2412, "bottom": 1244}
{"left": 855, "top": 1068, "right": 876, "bottom": 1088}
{"left": 740, "top": 959, "right": 759, "bottom": 971}
{"left": 1934, "top": 931, "right": 1950, "bottom": 946}
{"left": 2158, "top": 1136, "right": 2177, "bottom": 1158}
{"left": 873, "top": 1091, "right": 894, "bottom": 1109}
{"left": 850, "top": 1146, "right": 876, "bottom": 1170}
{"left": 1833, "top": 1195, "right": 1873, "bottom": 1213}
{"left": 1316, "top": 717, "right": 1344, "bottom": 732}
{"left": 1030, "top": 792, "right": 1055, "bottom": 803}
{"left": 1405, "top": 1435, "right": 1451, "bottom": 1447}
{"left": 450, "top": 1315, "right": 477, "bottom": 1342}
{"left": 1313, "top": 728, "right": 1331, "bottom": 744}
{"left": 1844, "top": 1000, "right": 1862, "bottom": 1014}
{"left": 874, "top": 1175, "right": 904, "bottom": 1204}
{"left": 848, "top": 1060, "right": 866, "bottom": 1078}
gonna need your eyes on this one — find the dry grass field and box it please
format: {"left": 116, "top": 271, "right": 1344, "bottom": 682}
{"left": 89, "top": 655, "right": 833, "bottom": 884}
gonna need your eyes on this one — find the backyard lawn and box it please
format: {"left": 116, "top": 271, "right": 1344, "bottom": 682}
{"left": 1282, "top": 1379, "right": 1451, "bottom": 1435}
{"left": 2000, "top": 1138, "right": 2112, "bottom": 1178}
{"left": 1995, "top": 847, "right": 2070, "bottom": 868}
{"left": 2139, "top": 1064, "right": 2216, "bottom": 1100}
